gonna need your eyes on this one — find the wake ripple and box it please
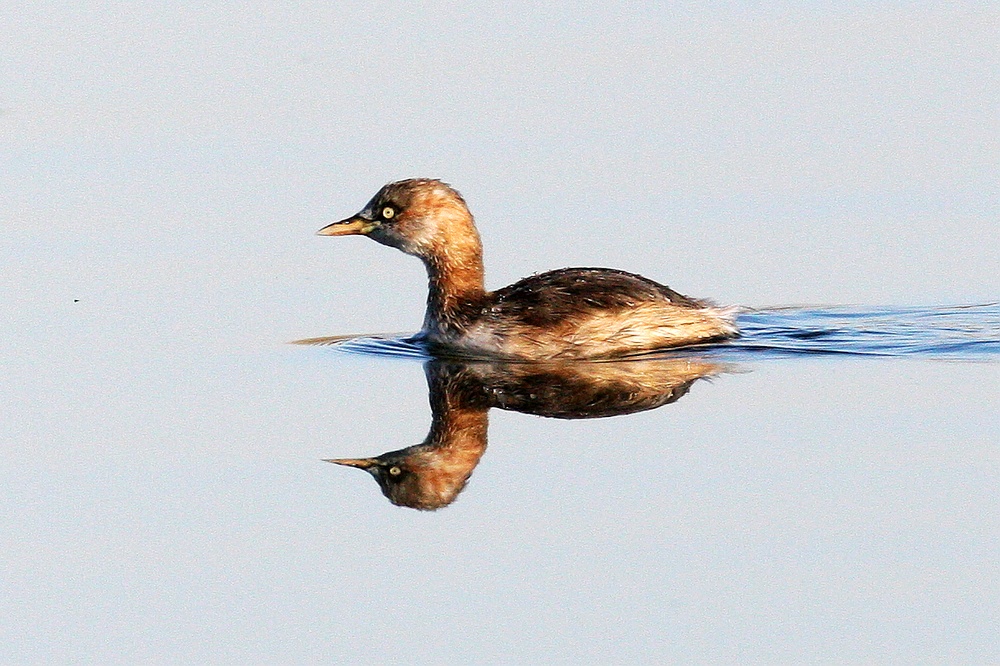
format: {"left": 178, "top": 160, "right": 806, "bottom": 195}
{"left": 302, "top": 303, "right": 1000, "bottom": 362}
{"left": 729, "top": 303, "right": 1000, "bottom": 360}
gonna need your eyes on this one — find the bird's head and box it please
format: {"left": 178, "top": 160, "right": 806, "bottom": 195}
{"left": 318, "top": 178, "right": 479, "bottom": 261}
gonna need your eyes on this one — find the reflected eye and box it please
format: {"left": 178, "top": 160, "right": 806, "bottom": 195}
{"left": 388, "top": 466, "right": 402, "bottom": 477}
{"left": 381, "top": 206, "right": 396, "bottom": 220}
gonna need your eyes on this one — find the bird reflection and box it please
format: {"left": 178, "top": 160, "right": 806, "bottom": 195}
{"left": 328, "top": 356, "right": 724, "bottom": 510}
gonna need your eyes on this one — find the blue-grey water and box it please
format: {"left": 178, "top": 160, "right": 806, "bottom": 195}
{"left": 4, "top": 4, "right": 1000, "bottom": 663}
{"left": 270, "top": 304, "right": 1000, "bottom": 661}
{"left": 310, "top": 304, "right": 1000, "bottom": 362}
{"left": 5, "top": 296, "right": 998, "bottom": 663}
{"left": 733, "top": 304, "right": 1000, "bottom": 359}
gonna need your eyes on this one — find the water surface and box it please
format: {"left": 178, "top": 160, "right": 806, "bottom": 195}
{"left": 288, "top": 305, "right": 1000, "bottom": 661}
{"left": 310, "top": 303, "right": 1000, "bottom": 362}
{"left": 5, "top": 275, "right": 999, "bottom": 663}
{"left": 5, "top": 3, "right": 999, "bottom": 660}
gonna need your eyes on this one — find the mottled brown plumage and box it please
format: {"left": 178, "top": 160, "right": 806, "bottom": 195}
{"left": 318, "top": 179, "right": 738, "bottom": 360}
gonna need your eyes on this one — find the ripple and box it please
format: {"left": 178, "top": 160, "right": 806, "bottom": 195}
{"left": 729, "top": 303, "right": 1000, "bottom": 360}
{"left": 292, "top": 333, "right": 431, "bottom": 359}
{"left": 298, "top": 303, "right": 1000, "bottom": 363}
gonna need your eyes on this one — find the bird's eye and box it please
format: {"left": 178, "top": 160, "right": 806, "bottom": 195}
{"left": 381, "top": 206, "right": 395, "bottom": 220}
{"left": 388, "top": 466, "right": 402, "bottom": 477}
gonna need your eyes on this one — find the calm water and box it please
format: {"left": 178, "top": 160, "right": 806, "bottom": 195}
{"left": 5, "top": 5, "right": 999, "bottom": 662}
{"left": 3, "top": 258, "right": 999, "bottom": 663}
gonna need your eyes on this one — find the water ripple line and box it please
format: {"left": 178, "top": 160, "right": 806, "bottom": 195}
{"left": 728, "top": 303, "right": 1000, "bottom": 360}
{"left": 299, "top": 303, "right": 1000, "bottom": 363}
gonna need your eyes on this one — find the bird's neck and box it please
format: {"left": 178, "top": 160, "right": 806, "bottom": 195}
{"left": 420, "top": 236, "right": 486, "bottom": 334}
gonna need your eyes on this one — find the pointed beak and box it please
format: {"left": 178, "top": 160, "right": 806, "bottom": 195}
{"left": 317, "top": 215, "right": 376, "bottom": 236}
{"left": 324, "top": 457, "right": 379, "bottom": 470}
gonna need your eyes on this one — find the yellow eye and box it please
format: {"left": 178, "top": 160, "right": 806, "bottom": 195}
{"left": 382, "top": 206, "right": 395, "bottom": 219}
{"left": 388, "top": 466, "right": 402, "bottom": 476}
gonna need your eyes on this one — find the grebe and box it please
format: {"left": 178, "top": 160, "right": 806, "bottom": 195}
{"left": 318, "top": 179, "right": 738, "bottom": 360}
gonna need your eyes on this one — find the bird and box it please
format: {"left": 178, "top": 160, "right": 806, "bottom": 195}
{"left": 317, "top": 179, "right": 738, "bottom": 360}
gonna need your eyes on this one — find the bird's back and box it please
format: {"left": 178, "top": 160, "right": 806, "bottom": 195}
{"left": 430, "top": 267, "right": 738, "bottom": 360}
{"left": 490, "top": 267, "right": 704, "bottom": 325}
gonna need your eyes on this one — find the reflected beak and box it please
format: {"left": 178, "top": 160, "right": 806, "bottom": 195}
{"left": 317, "top": 215, "right": 376, "bottom": 236}
{"left": 324, "top": 457, "right": 378, "bottom": 470}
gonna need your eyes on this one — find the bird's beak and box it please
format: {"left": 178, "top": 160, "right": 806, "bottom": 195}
{"left": 317, "top": 215, "right": 377, "bottom": 236}
{"left": 324, "top": 457, "right": 379, "bottom": 470}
